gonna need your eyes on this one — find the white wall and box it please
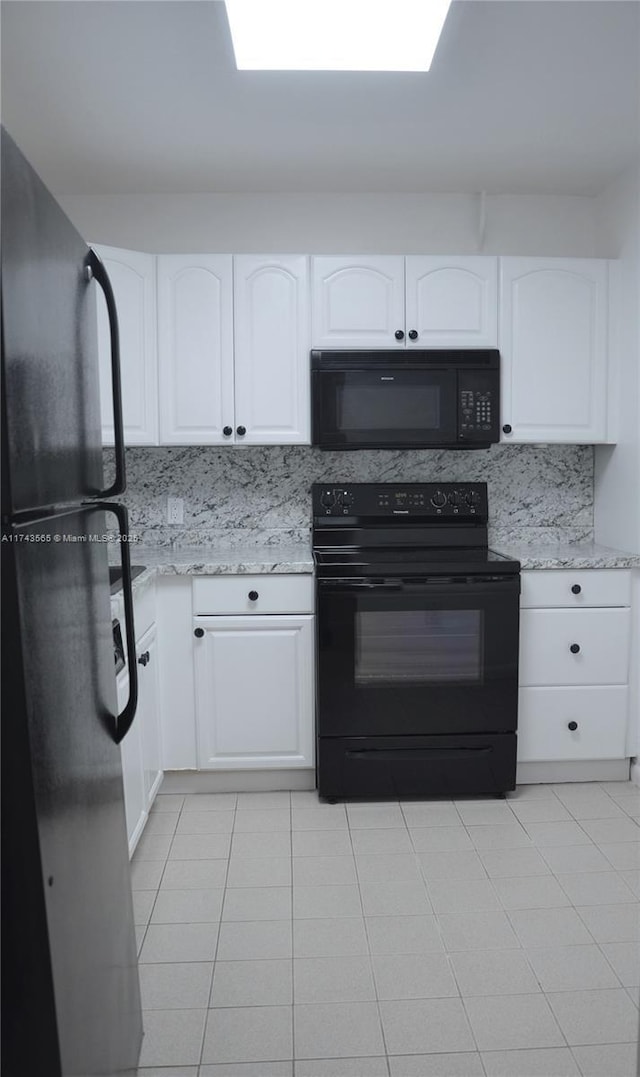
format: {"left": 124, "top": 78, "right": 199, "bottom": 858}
{"left": 592, "top": 157, "right": 640, "bottom": 786}
{"left": 58, "top": 191, "right": 597, "bottom": 256}
{"left": 593, "top": 158, "right": 640, "bottom": 553}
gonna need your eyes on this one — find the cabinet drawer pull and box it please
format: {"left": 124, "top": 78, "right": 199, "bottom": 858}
{"left": 569, "top": 643, "right": 581, "bottom": 654}
{"left": 248, "top": 590, "right": 259, "bottom": 601}
{"left": 194, "top": 627, "right": 205, "bottom": 638}
{"left": 571, "top": 584, "right": 582, "bottom": 595}
{"left": 568, "top": 721, "right": 578, "bottom": 731}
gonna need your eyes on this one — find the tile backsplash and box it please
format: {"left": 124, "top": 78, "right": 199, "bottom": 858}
{"left": 108, "top": 444, "right": 594, "bottom": 548}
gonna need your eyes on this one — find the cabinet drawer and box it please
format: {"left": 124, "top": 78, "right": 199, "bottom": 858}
{"left": 519, "top": 608, "right": 630, "bottom": 686}
{"left": 192, "top": 574, "right": 313, "bottom": 615}
{"left": 521, "top": 569, "right": 631, "bottom": 609}
{"left": 518, "top": 686, "right": 629, "bottom": 761}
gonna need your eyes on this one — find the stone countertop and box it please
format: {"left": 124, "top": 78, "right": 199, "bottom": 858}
{"left": 122, "top": 542, "right": 314, "bottom": 593}
{"left": 111, "top": 539, "right": 640, "bottom": 597}
{"left": 491, "top": 540, "right": 640, "bottom": 570}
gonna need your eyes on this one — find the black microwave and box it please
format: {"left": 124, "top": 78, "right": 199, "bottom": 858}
{"left": 311, "top": 349, "right": 501, "bottom": 450}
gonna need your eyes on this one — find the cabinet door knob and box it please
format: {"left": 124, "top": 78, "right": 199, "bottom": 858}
{"left": 570, "top": 643, "right": 581, "bottom": 654}
{"left": 502, "top": 424, "right": 512, "bottom": 434}
{"left": 568, "top": 721, "right": 578, "bottom": 731}
{"left": 394, "top": 329, "right": 405, "bottom": 341}
{"left": 236, "top": 425, "right": 246, "bottom": 436}
{"left": 571, "top": 584, "right": 582, "bottom": 595}
{"left": 137, "top": 651, "right": 149, "bottom": 666}
{"left": 223, "top": 426, "right": 233, "bottom": 437}
{"left": 194, "top": 627, "right": 205, "bottom": 638}
{"left": 408, "top": 329, "right": 418, "bottom": 340}
{"left": 248, "top": 590, "right": 259, "bottom": 601}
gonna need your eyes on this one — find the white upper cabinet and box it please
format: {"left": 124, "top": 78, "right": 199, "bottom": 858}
{"left": 233, "top": 256, "right": 310, "bottom": 444}
{"left": 405, "top": 256, "right": 498, "bottom": 347}
{"left": 311, "top": 256, "right": 405, "bottom": 348}
{"left": 311, "top": 255, "right": 498, "bottom": 349}
{"left": 499, "top": 258, "right": 609, "bottom": 443}
{"left": 94, "top": 245, "right": 158, "bottom": 446}
{"left": 157, "top": 255, "right": 234, "bottom": 445}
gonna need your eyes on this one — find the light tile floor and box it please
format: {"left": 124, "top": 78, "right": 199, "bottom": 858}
{"left": 131, "top": 783, "right": 640, "bottom": 1077}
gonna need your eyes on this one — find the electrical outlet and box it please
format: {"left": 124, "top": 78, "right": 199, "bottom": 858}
{"left": 167, "top": 496, "right": 184, "bottom": 525}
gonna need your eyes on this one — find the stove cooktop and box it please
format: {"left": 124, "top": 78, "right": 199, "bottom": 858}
{"left": 313, "top": 546, "right": 520, "bottom": 578}
{"left": 311, "top": 483, "right": 520, "bottom": 578}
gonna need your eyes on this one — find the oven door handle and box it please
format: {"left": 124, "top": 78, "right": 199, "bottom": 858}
{"left": 318, "top": 577, "right": 520, "bottom": 595}
{"left": 346, "top": 746, "right": 494, "bottom": 761}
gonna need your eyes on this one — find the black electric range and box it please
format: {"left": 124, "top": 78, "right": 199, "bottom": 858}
{"left": 312, "top": 482, "right": 521, "bottom": 800}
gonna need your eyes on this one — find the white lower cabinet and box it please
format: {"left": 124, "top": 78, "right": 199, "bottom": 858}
{"left": 518, "top": 686, "right": 629, "bottom": 762}
{"left": 118, "top": 669, "right": 146, "bottom": 854}
{"left": 194, "top": 612, "right": 314, "bottom": 770}
{"left": 137, "top": 624, "right": 163, "bottom": 806}
{"left": 517, "top": 569, "right": 631, "bottom": 765}
{"left": 519, "top": 608, "right": 630, "bottom": 687}
{"left": 117, "top": 584, "right": 163, "bottom": 855}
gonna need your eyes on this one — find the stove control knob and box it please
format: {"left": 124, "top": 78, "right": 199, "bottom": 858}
{"left": 465, "top": 491, "right": 479, "bottom": 506}
{"left": 447, "top": 492, "right": 458, "bottom": 506}
{"left": 341, "top": 492, "right": 354, "bottom": 507}
{"left": 431, "top": 491, "right": 446, "bottom": 509}
{"left": 320, "top": 490, "right": 336, "bottom": 508}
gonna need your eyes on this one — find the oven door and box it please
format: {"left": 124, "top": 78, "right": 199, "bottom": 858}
{"left": 316, "top": 574, "right": 520, "bottom": 737}
{"left": 312, "top": 368, "right": 457, "bottom": 449}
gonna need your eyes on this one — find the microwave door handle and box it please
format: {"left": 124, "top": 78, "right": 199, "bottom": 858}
{"left": 86, "top": 248, "right": 126, "bottom": 498}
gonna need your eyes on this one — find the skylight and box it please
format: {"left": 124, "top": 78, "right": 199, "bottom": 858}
{"left": 224, "top": 0, "right": 452, "bottom": 72}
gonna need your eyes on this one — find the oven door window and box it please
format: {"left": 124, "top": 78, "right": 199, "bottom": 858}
{"left": 316, "top": 369, "right": 457, "bottom": 447}
{"left": 355, "top": 609, "right": 483, "bottom": 685}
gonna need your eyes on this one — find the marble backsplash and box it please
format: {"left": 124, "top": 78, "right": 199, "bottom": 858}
{"left": 106, "top": 444, "right": 594, "bottom": 548}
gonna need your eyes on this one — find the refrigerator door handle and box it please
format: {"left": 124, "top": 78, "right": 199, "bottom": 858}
{"left": 86, "top": 248, "right": 126, "bottom": 498}
{"left": 92, "top": 501, "right": 138, "bottom": 743}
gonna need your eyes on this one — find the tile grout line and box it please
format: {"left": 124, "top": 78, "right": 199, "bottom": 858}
{"left": 199, "top": 791, "right": 236, "bottom": 1069}
{"left": 346, "top": 800, "right": 392, "bottom": 1075}
{"left": 289, "top": 791, "right": 295, "bottom": 1072}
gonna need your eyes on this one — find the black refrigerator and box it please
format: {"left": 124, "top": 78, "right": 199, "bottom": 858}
{"left": 1, "top": 129, "right": 143, "bottom": 1076}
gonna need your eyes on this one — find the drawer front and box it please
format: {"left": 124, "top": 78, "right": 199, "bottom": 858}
{"left": 192, "top": 574, "right": 314, "bottom": 615}
{"left": 519, "top": 608, "right": 630, "bottom": 686}
{"left": 518, "top": 686, "right": 629, "bottom": 761}
{"left": 521, "top": 569, "right": 631, "bottom": 609}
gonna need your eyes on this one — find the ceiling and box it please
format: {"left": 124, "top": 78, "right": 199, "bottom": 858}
{"left": 1, "top": 0, "right": 639, "bottom": 197}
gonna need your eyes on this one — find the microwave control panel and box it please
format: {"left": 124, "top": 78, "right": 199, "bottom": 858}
{"left": 457, "top": 373, "right": 500, "bottom": 441}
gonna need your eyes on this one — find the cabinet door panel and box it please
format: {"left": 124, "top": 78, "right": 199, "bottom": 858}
{"left": 234, "top": 255, "right": 310, "bottom": 444}
{"left": 518, "top": 686, "right": 628, "bottom": 762}
{"left": 519, "top": 608, "right": 630, "bottom": 686}
{"left": 94, "top": 245, "right": 158, "bottom": 445}
{"left": 405, "top": 256, "right": 498, "bottom": 347}
{"left": 158, "top": 255, "right": 234, "bottom": 444}
{"left": 117, "top": 672, "right": 146, "bottom": 856}
{"left": 137, "top": 626, "right": 162, "bottom": 808}
{"left": 194, "top": 615, "right": 314, "bottom": 769}
{"left": 500, "top": 258, "right": 608, "bottom": 442}
{"left": 311, "top": 256, "right": 405, "bottom": 348}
